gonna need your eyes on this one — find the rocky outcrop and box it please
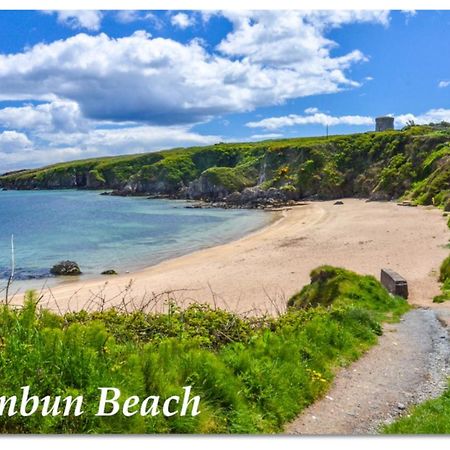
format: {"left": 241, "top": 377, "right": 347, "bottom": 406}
{"left": 185, "top": 174, "right": 230, "bottom": 201}
{"left": 222, "top": 187, "right": 299, "bottom": 208}
{"left": 101, "top": 269, "right": 118, "bottom": 275}
{"left": 86, "top": 170, "right": 104, "bottom": 189}
{"left": 50, "top": 261, "right": 82, "bottom": 276}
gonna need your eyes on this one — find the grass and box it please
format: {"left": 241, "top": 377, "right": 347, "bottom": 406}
{"left": 383, "top": 389, "right": 450, "bottom": 434}
{"left": 384, "top": 213, "right": 450, "bottom": 433}
{"left": 0, "top": 266, "right": 408, "bottom": 433}
{"left": 2, "top": 123, "right": 450, "bottom": 206}
{"left": 433, "top": 216, "right": 450, "bottom": 303}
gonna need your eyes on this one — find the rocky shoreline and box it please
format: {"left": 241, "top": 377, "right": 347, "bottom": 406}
{"left": 106, "top": 185, "right": 346, "bottom": 210}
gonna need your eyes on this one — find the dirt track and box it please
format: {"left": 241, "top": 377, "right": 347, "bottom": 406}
{"left": 286, "top": 308, "right": 450, "bottom": 435}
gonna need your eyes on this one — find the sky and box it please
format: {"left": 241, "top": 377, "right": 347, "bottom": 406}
{"left": 0, "top": 9, "right": 449, "bottom": 172}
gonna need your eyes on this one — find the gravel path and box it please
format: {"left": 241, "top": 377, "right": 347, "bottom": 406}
{"left": 286, "top": 308, "right": 450, "bottom": 435}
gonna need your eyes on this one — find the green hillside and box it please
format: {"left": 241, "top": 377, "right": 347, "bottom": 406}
{"left": 1, "top": 123, "right": 450, "bottom": 208}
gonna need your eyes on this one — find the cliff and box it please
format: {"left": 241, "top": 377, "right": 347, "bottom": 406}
{"left": 1, "top": 123, "right": 450, "bottom": 208}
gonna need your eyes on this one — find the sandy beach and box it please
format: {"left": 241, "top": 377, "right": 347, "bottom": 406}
{"left": 17, "top": 198, "right": 450, "bottom": 315}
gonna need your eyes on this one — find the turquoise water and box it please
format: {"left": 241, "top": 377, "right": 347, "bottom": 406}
{"left": 0, "top": 190, "right": 271, "bottom": 287}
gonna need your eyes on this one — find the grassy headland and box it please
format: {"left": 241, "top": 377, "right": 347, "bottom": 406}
{"left": 1, "top": 123, "right": 450, "bottom": 208}
{"left": 0, "top": 267, "right": 408, "bottom": 433}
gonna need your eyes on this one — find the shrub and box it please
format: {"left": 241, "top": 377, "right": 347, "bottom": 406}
{"left": 0, "top": 267, "right": 408, "bottom": 433}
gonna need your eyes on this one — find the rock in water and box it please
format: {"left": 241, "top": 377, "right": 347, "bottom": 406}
{"left": 50, "top": 261, "right": 82, "bottom": 276}
{"left": 101, "top": 269, "right": 118, "bottom": 275}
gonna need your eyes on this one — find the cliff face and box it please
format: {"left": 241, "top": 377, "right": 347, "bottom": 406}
{"left": 1, "top": 124, "right": 450, "bottom": 208}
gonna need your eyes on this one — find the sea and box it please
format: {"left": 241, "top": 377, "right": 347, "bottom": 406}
{"left": 0, "top": 190, "right": 271, "bottom": 290}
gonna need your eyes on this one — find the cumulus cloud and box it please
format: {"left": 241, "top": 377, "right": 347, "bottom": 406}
{"left": 438, "top": 80, "right": 450, "bottom": 88}
{"left": 0, "top": 125, "right": 220, "bottom": 173}
{"left": 0, "top": 100, "right": 87, "bottom": 133}
{"left": 0, "top": 147, "right": 86, "bottom": 173}
{"left": 395, "top": 108, "right": 450, "bottom": 126}
{"left": 45, "top": 10, "right": 103, "bottom": 31}
{"left": 217, "top": 10, "right": 387, "bottom": 67}
{"left": 247, "top": 110, "right": 374, "bottom": 130}
{"left": 0, "top": 11, "right": 394, "bottom": 171}
{"left": 0, "top": 131, "right": 32, "bottom": 154}
{"left": 171, "top": 12, "right": 195, "bottom": 29}
{"left": 0, "top": 11, "right": 388, "bottom": 127}
{"left": 49, "top": 125, "right": 220, "bottom": 153}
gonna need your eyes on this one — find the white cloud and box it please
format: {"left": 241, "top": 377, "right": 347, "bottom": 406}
{"left": 247, "top": 111, "right": 374, "bottom": 130}
{"left": 0, "top": 11, "right": 394, "bottom": 171}
{"left": 115, "top": 11, "right": 163, "bottom": 28}
{"left": 54, "top": 125, "right": 219, "bottom": 153}
{"left": 395, "top": 108, "right": 450, "bottom": 126}
{"left": 306, "top": 10, "right": 391, "bottom": 28}
{"left": 217, "top": 10, "right": 387, "bottom": 67}
{"left": 401, "top": 10, "right": 417, "bottom": 23}
{"left": 0, "top": 11, "right": 388, "bottom": 127}
{"left": 171, "top": 12, "right": 195, "bottom": 29}
{"left": 402, "top": 10, "right": 417, "bottom": 16}
{"left": 0, "top": 131, "right": 32, "bottom": 154}
{"left": 45, "top": 10, "right": 103, "bottom": 31}
{"left": 0, "top": 100, "right": 86, "bottom": 133}
{"left": 247, "top": 107, "right": 450, "bottom": 132}
{"left": 0, "top": 125, "right": 220, "bottom": 173}
{"left": 115, "top": 10, "right": 141, "bottom": 24}
{"left": 304, "top": 107, "right": 319, "bottom": 114}
{"left": 0, "top": 147, "right": 85, "bottom": 173}
{"left": 438, "top": 80, "right": 450, "bottom": 88}
{"left": 250, "top": 133, "right": 284, "bottom": 140}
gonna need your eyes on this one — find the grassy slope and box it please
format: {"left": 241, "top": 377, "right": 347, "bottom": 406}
{"left": 0, "top": 267, "right": 408, "bottom": 433}
{"left": 1, "top": 123, "right": 450, "bottom": 206}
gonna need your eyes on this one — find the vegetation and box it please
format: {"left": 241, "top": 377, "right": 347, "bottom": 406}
{"left": 433, "top": 255, "right": 450, "bottom": 303}
{"left": 0, "top": 266, "right": 408, "bottom": 433}
{"left": 383, "top": 389, "right": 450, "bottom": 434}
{"left": 1, "top": 123, "right": 450, "bottom": 206}
{"left": 288, "top": 265, "right": 406, "bottom": 322}
{"left": 385, "top": 206, "right": 450, "bottom": 432}
{"left": 2, "top": 124, "right": 449, "bottom": 434}
{"left": 432, "top": 214, "right": 450, "bottom": 303}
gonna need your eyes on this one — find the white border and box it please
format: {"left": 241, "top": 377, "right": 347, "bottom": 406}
{"left": 1, "top": 436, "right": 450, "bottom": 449}
{"left": 0, "top": 2, "right": 449, "bottom": 448}
{"left": 0, "top": 1, "right": 448, "bottom": 10}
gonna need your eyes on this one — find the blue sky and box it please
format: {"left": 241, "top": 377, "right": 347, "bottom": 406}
{"left": 0, "top": 10, "right": 449, "bottom": 171}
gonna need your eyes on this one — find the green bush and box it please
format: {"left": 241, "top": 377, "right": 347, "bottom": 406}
{"left": 433, "top": 255, "right": 450, "bottom": 303}
{"left": 288, "top": 265, "right": 408, "bottom": 321}
{"left": 0, "top": 267, "right": 408, "bottom": 433}
{"left": 439, "top": 255, "right": 450, "bottom": 283}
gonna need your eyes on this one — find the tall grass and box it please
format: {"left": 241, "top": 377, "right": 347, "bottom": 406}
{"left": 0, "top": 266, "right": 408, "bottom": 433}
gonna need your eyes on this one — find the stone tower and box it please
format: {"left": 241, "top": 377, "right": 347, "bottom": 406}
{"left": 375, "top": 116, "right": 394, "bottom": 132}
